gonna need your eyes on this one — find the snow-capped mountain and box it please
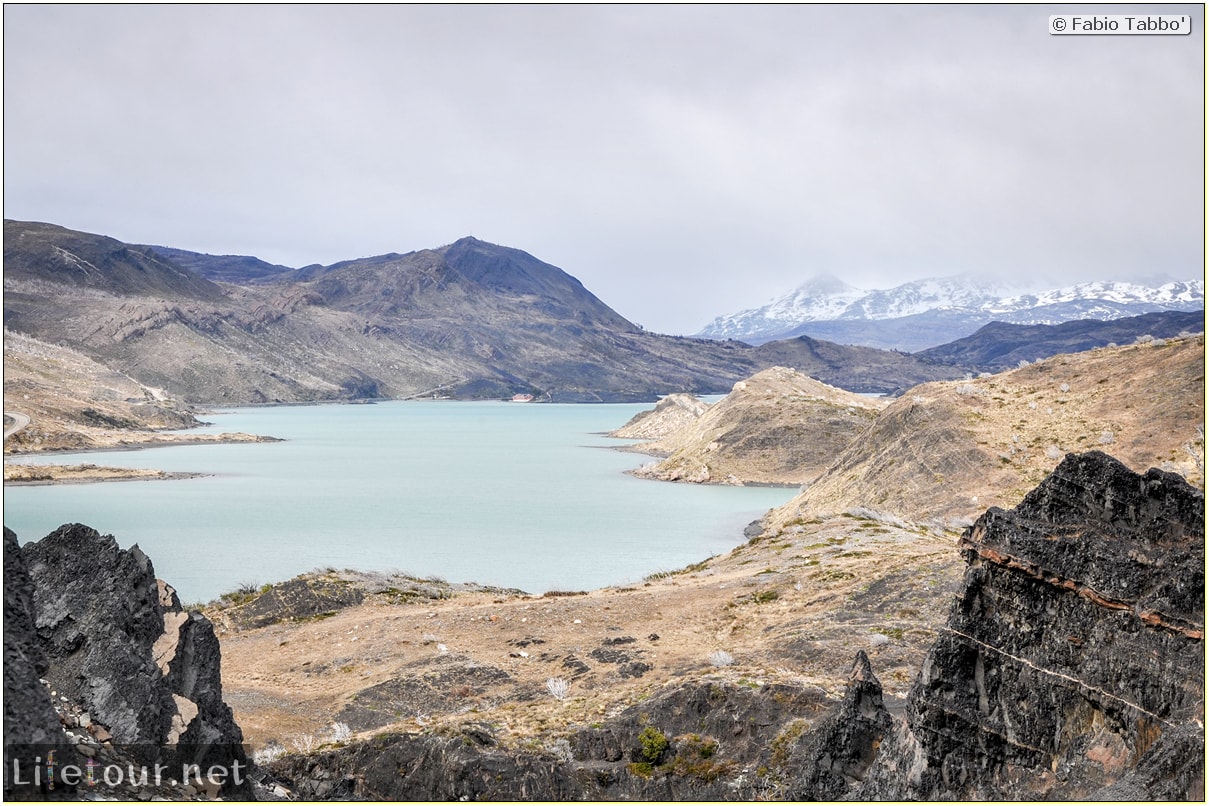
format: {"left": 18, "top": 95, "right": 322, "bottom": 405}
{"left": 988, "top": 280, "right": 1204, "bottom": 318}
{"left": 835, "top": 275, "right": 1028, "bottom": 321}
{"left": 697, "top": 275, "right": 1204, "bottom": 351}
{"left": 756, "top": 272, "right": 868, "bottom": 325}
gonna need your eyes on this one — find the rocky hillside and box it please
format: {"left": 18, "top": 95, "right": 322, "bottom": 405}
{"left": 608, "top": 393, "right": 711, "bottom": 440}
{"left": 764, "top": 334, "right": 1205, "bottom": 530}
{"left": 3, "top": 329, "right": 201, "bottom": 451}
{"left": 3, "top": 220, "right": 225, "bottom": 302}
{"left": 916, "top": 309, "right": 1205, "bottom": 373}
{"left": 4, "top": 220, "right": 966, "bottom": 405}
{"left": 211, "top": 513, "right": 966, "bottom": 800}
{"left": 147, "top": 245, "right": 298, "bottom": 284}
{"left": 622, "top": 366, "right": 888, "bottom": 486}
{"left": 3, "top": 330, "right": 276, "bottom": 482}
{"left": 4, "top": 525, "right": 251, "bottom": 799}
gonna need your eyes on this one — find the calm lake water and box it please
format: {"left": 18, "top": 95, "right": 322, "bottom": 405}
{"left": 3, "top": 401, "right": 795, "bottom": 603}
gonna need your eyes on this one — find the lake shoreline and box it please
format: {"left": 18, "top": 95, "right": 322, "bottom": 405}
{"left": 3, "top": 400, "right": 797, "bottom": 602}
{"left": 4, "top": 432, "right": 282, "bottom": 483}
{"left": 4, "top": 465, "right": 209, "bottom": 486}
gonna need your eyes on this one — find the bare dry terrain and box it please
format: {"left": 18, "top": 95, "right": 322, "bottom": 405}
{"left": 3, "top": 330, "right": 275, "bottom": 482}
{"left": 208, "top": 513, "right": 962, "bottom": 753}
{"left": 767, "top": 335, "right": 1205, "bottom": 531}
{"left": 622, "top": 367, "right": 890, "bottom": 485}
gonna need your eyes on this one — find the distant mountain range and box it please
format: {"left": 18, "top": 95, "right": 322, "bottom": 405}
{"left": 6, "top": 220, "right": 1201, "bottom": 406}
{"left": 697, "top": 272, "right": 1204, "bottom": 350}
{"left": 916, "top": 310, "right": 1206, "bottom": 373}
{"left": 2, "top": 221, "right": 965, "bottom": 404}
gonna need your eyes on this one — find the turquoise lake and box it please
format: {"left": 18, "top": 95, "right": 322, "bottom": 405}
{"left": 2, "top": 401, "right": 796, "bottom": 603}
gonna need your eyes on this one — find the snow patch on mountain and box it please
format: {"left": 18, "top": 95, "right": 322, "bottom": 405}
{"left": 697, "top": 275, "right": 1204, "bottom": 344}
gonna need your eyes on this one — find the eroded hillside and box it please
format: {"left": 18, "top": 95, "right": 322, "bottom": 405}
{"left": 2, "top": 330, "right": 276, "bottom": 482}
{"left": 608, "top": 393, "right": 711, "bottom": 440}
{"left": 765, "top": 335, "right": 1205, "bottom": 532}
{"left": 623, "top": 366, "right": 889, "bottom": 485}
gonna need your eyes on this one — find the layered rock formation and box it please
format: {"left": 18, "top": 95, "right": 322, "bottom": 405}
{"left": 850, "top": 451, "right": 1204, "bottom": 799}
{"left": 3, "top": 524, "right": 248, "bottom": 798}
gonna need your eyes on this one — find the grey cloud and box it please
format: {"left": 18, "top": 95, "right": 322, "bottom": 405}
{"left": 4, "top": 4, "right": 1202, "bottom": 334}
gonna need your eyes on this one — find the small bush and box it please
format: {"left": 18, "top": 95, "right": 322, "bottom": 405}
{"left": 708, "top": 650, "right": 735, "bottom": 667}
{"left": 669, "top": 734, "right": 730, "bottom": 781}
{"left": 546, "top": 677, "right": 570, "bottom": 701}
{"left": 220, "top": 581, "right": 263, "bottom": 606}
{"left": 628, "top": 761, "right": 655, "bottom": 777}
{"left": 253, "top": 741, "right": 285, "bottom": 765}
{"left": 638, "top": 726, "right": 670, "bottom": 764}
{"left": 290, "top": 733, "right": 317, "bottom": 752}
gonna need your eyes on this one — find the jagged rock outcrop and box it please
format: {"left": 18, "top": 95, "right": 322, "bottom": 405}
{"left": 267, "top": 678, "right": 836, "bottom": 800}
{"left": 12, "top": 524, "right": 247, "bottom": 794}
{"left": 854, "top": 451, "right": 1204, "bottom": 800}
{"left": 3, "top": 528, "right": 71, "bottom": 791}
{"left": 782, "top": 650, "right": 893, "bottom": 800}
{"left": 221, "top": 576, "right": 365, "bottom": 630}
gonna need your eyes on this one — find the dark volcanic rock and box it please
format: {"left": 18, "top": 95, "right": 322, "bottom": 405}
{"left": 23, "top": 524, "right": 175, "bottom": 748}
{"left": 783, "top": 650, "right": 893, "bottom": 800}
{"left": 3, "top": 527, "right": 70, "bottom": 792}
{"left": 225, "top": 576, "right": 365, "bottom": 629}
{"left": 276, "top": 732, "right": 578, "bottom": 801}
{"left": 16, "top": 524, "right": 246, "bottom": 790}
{"left": 857, "top": 451, "right": 1205, "bottom": 800}
{"left": 268, "top": 678, "right": 835, "bottom": 800}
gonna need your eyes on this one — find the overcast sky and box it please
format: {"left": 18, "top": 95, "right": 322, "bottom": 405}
{"left": 4, "top": 5, "right": 1204, "bottom": 334}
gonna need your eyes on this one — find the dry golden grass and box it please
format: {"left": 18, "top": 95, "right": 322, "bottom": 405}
{"left": 212, "top": 514, "right": 963, "bottom": 752}
{"left": 768, "top": 336, "right": 1205, "bottom": 529}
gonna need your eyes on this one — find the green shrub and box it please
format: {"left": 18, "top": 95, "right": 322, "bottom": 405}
{"left": 638, "top": 725, "right": 670, "bottom": 765}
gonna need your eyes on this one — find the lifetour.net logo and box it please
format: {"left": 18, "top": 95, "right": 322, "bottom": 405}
{"left": 5, "top": 744, "right": 250, "bottom": 797}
